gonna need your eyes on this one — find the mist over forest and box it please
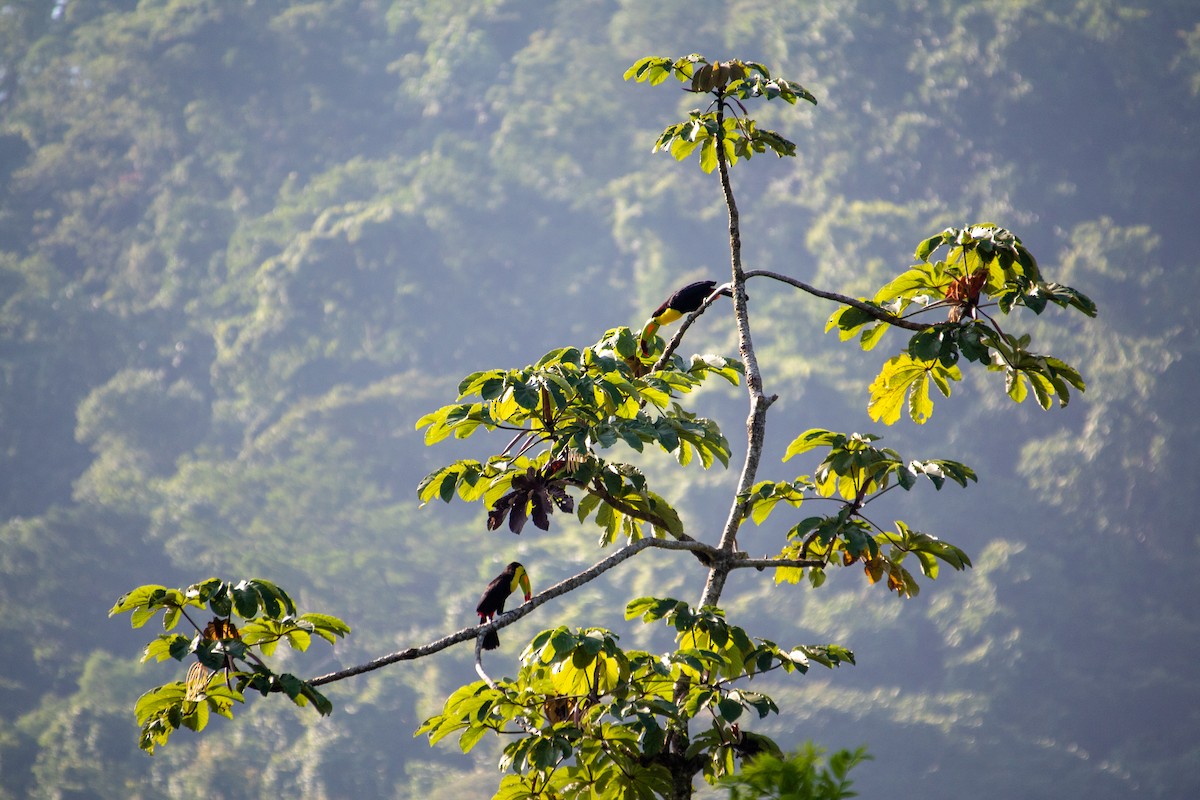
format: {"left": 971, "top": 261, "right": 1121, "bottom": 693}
{"left": 1, "top": 1, "right": 1197, "bottom": 798}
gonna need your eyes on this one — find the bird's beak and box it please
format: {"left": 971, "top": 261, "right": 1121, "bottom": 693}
{"left": 518, "top": 570, "right": 532, "bottom": 602}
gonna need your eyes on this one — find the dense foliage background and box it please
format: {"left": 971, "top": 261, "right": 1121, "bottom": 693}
{"left": 1, "top": 1, "right": 1196, "bottom": 797}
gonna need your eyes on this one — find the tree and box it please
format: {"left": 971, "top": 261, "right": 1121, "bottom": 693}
{"left": 110, "top": 54, "right": 1094, "bottom": 799}
{"left": 720, "top": 743, "right": 871, "bottom": 800}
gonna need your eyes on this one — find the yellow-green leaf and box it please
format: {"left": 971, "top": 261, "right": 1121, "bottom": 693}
{"left": 782, "top": 429, "right": 838, "bottom": 461}
{"left": 1028, "top": 371, "right": 1054, "bottom": 409}
{"left": 700, "top": 137, "right": 717, "bottom": 173}
{"left": 867, "top": 354, "right": 959, "bottom": 425}
{"left": 867, "top": 356, "right": 920, "bottom": 425}
{"left": 459, "top": 722, "right": 490, "bottom": 753}
{"left": 1006, "top": 369, "right": 1027, "bottom": 403}
{"left": 774, "top": 566, "right": 802, "bottom": 585}
{"left": 860, "top": 323, "right": 888, "bottom": 351}
{"left": 908, "top": 371, "right": 932, "bottom": 424}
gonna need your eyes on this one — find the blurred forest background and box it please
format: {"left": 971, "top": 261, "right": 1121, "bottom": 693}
{"left": 1, "top": 0, "right": 1197, "bottom": 797}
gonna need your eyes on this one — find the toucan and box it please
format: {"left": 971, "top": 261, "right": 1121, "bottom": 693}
{"left": 475, "top": 562, "right": 532, "bottom": 650}
{"left": 639, "top": 280, "right": 733, "bottom": 354}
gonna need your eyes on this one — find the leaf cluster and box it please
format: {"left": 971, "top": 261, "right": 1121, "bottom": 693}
{"left": 417, "top": 327, "right": 741, "bottom": 543}
{"left": 624, "top": 55, "right": 817, "bottom": 173}
{"left": 109, "top": 578, "right": 349, "bottom": 752}
{"left": 826, "top": 224, "right": 1096, "bottom": 423}
{"left": 416, "top": 598, "right": 852, "bottom": 798}
{"left": 744, "top": 429, "right": 974, "bottom": 597}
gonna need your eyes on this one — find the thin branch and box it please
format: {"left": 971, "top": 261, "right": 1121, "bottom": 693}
{"left": 976, "top": 306, "right": 1017, "bottom": 368}
{"left": 474, "top": 636, "right": 543, "bottom": 735}
{"left": 651, "top": 286, "right": 731, "bottom": 371}
{"left": 579, "top": 480, "right": 706, "bottom": 548}
{"left": 743, "top": 269, "right": 929, "bottom": 331}
{"left": 176, "top": 606, "right": 207, "bottom": 637}
{"left": 727, "top": 556, "right": 826, "bottom": 571}
{"left": 307, "top": 537, "right": 716, "bottom": 687}
{"left": 500, "top": 428, "right": 533, "bottom": 457}
{"left": 861, "top": 482, "right": 900, "bottom": 504}
{"left": 474, "top": 637, "right": 498, "bottom": 689}
{"left": 512, "top": 432, "right": 552, "bottom": 460}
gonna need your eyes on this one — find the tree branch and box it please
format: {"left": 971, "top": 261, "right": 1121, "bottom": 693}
{"left": 652, "top": 287, "right": 731, "bottom": 371}
{"left": 743, "top": 269, "right": 929, "bottom": 331}
{"left": 580, "top": 480, "right": 703, "bottom": 547}
{"left": 307, "top": 537, "right": 718, "bottom": 687}
{"left": 727, "top": 556, "right": 827, "bottom": 571}
{"left": 699, "top": 103, "right": 777, "bottom": 610}
{"left": 474, "top": 636, "right": 499, "bottom": 689}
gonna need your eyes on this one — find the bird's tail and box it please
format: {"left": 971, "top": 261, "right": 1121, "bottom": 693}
{"left": 478, "top": 613, "right": 501, "bottom": 650}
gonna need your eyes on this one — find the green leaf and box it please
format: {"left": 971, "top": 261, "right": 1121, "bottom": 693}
{"left": 248, "top": 579, "right": 295, "bottom": 618}
{"left": 624, "top": 56, "right": 674, "bottom": 85}
{"left": 231, "top": 582, "right": 259, "bottom": 619}
{"left": 908, "top": 330, "right": 943, "bottom": 362}
{"left": 717, "top": 696, "right": 743, "bottom": 722}
{"left": 511, "top": 381, "right": 539, "bottom": 410}
{"left": 825, "top": 304, "right": 877, "bottom": 339}
{"left": 683, "top": 687, "right": 715, "bottom": 718}
{"left": 301, "top": 682, "right": 334, "bottom": 716}
{"left": 782, "top": 429, "right": 840, "bottom": 460}
{"left": 142, "top": 634, "right": 191, "bottom": 663}
{"left": 773, "top": 564, "right": 803, "bottom": 584}
{"left": 700, "top": 136, "right": 717, "bottom": 173}
{"left": 1006, "top": 369, "right": 1028, "bottom": 403}
{"left": 625, "top": 596, "right": 660, "bottom": 620}
{"left": 300, "top": 612, "right": 352, "bottom": 643}
{"left": 459, "top": 722, "right": 490, "bottom": 753}
{"left": 1028, "top": 371, "right": 1054, "bottom": 409}
{"left": 907, "top": 369, "right": 933, "bottom": 424}
{"left": 181, "top": 698, "right": 209, "bottom": 732}
{"left": 109, "top": 584, "right": 168, "bottom": 616}
{"left": 284, "top": 628, "right": 312, "bottom": 652}
{"left": 860, "top": 323, "right": 888, "bottom": 351}
{"left": 130, "top": 604, "right": 161, "bottom": 629}
{"left": 915, "top": 232, "right": 946, "bottom": 261}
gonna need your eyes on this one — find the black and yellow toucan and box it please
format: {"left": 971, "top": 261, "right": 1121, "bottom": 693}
{"left": 639, "top": 280, "right": 733, "bottom": 354}
{"left": 475, "top": 562, "right": 532, "bottom": 650}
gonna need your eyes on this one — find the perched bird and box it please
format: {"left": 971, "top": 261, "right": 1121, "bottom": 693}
{"left": 640, "top": 280, "right": 733, "bottom": 354}
{"left": 475, "top": 562, "right": 532, "bottom": 650}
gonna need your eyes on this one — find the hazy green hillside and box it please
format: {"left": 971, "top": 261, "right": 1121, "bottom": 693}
{"left": 1, "top": 1, "right": 1197, "bottom": 797}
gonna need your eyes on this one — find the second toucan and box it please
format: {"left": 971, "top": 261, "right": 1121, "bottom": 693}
{"left": 640, "top": 280, "right": 732, "bottom": 353}
{"left": 475, "top": 562, "right": 532, "bottom": 650}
